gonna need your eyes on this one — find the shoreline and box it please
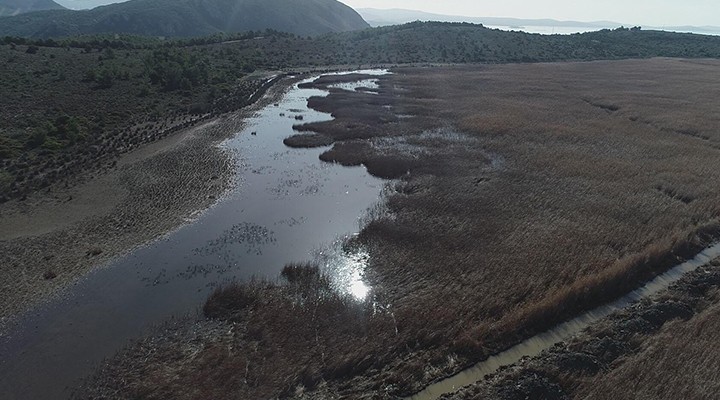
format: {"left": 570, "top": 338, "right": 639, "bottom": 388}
{"left": 0, "top": 76, "right": 295, "bottom": 334}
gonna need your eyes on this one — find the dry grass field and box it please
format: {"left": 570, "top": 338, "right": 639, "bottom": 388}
{"left": 441, "top": 259, "right": 720, "bottom": 400}
{"left": 353, "top": 58, "right": 720, "bottom": 358}
{"left": 574, "top": 293, "right": 720, "bottom": 400}
{"left": 83, "top": 58, "right": 720, "bottom": 398}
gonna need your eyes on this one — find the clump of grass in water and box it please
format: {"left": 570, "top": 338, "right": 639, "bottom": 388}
{"left": 281, "top": 263, "right": 325, "bottom": 286}
{"left": 204, "top": 281, "right": 263, "bottom": 321}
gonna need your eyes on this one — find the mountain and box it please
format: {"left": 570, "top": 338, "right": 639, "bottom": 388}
{"left": 0, "top": 0, "right": 65, "bottom": 16}
{"left": 0, "top": 0, "right": 370, "bottom": 38}
{"left": 357, "top": 8, "right": 620, "bottom": 29}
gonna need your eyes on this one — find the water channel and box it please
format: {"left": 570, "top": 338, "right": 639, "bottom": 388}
{"left": 0, "top": 71, "right": 387, "bottom": 400}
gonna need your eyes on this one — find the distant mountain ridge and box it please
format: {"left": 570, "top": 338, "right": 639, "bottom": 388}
{"left": 357, "top": 8, "right": 720, "bottom": 36}
{"left": 0, "top": 0, "right": 65, "bottom": 16}
{"left": 0, "top": 0, "right": 370, "bottom": 38}
{"left": 357, "top": 8, "right": 620, "bottom": 29}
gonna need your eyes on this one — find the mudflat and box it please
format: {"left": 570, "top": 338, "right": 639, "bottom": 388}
{"left": 0, "top": 79, "right": 292, "bottom": 332}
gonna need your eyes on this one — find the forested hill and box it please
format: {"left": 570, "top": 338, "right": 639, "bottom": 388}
{"left": 307, "top": 22, "right": 720, "bottom": 65}
{"left": 0, "top": 0, "right": 370, "bottom": 37}
{"left": 0, "top": 0, "right": 65, "bottom": 17}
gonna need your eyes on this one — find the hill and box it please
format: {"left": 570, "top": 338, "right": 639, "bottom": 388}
{"left": 0, "top": 0, "right": 369, "bottom": 37}
{"left": 357, "top": 8, "right": 720, "bottom": 36}
{"left": 0, "top": 0, "right": 65, "bottom": 16}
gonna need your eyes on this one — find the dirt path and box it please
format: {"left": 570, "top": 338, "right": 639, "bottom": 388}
{"left": 0, "top": 78, "right": 293, "bottom": 333}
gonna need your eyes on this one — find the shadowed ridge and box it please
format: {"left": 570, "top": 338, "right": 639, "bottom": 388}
{"left": 0, "top": 0, "right": 65, "bottom": 17}
{"left": 0, "top": 0, "right": 370, "bottom": 37}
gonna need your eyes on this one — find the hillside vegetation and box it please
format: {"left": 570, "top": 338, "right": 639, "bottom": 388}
{"left": 2, "top": 22, "right": 720, "bottom": 202}
{"left": 0, "top": 0, "right": 369, "bottom": 38}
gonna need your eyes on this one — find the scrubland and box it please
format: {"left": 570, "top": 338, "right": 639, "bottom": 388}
{"left": 81, "top": 58, "right": 720, "bottom": 398}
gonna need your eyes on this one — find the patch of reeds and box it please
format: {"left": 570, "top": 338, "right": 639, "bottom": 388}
{"left": 203, "top": 281, "right": 262, "bottom": 321}
{"left": 282, "top": 133, "right": 334, "bottom": 148}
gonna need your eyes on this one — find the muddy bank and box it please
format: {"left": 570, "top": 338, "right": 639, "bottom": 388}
{"left": 0, "top": 77, "right": 292, "bottom": 332}
{"left": 440, "top": 258, "right": 720, "bottom": 400}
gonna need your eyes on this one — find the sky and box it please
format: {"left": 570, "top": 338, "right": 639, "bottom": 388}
{"left": 55, "top": 0, "right": 719, "bottom": 27}
{"left": 341, "top": 0, "right": 720, "bottom": 27}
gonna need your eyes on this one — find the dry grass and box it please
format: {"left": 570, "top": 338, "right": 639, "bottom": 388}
{"left": 320, "top": 58, "right": 720, "bottom": 392}
{"left": 84, "top": 59, "right": 720, "bottom": 398}
{"left": 441, "top": 260, "right": 720, "bottom": 400}
{"left": 574, "top": 293, "right": 720, "bottom": 400}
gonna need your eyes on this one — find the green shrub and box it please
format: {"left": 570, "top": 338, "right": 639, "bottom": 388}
{"left": 0, "top": 136, "right": 22, "bottom": 159}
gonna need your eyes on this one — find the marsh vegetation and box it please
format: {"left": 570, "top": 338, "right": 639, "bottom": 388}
{"left": 78, "top": 58, "right": 720, "bottom": 399}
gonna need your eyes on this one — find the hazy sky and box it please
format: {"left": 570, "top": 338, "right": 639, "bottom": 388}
{"left": 342, "top": 0, "right": 719, "bottom": 27}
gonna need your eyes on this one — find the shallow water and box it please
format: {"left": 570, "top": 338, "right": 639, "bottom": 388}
{"left": 329, "top": 78, "right": 380, "bottom": 94}
{"left": 409, "top": 242, "right": 720, "bottom": 400}
{"left": 0, "top": 73, "right": 385, "bottom": 400}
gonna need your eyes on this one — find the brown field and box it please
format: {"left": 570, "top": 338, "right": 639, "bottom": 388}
{"left": 83, "top": 58, "right": 720, "bottom": 399}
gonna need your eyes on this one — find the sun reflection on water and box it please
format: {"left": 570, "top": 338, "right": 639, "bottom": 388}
{"left": 316, "top": 243, "right": 371, "bottom": 301}
{"left": 348, "top": 264, "right": 370, "bottom": 300}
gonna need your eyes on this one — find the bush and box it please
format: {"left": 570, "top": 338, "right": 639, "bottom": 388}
{"left": 280, "top": 263, "right": 321, "bottom": 284}
{"left": 0, "top": 136, "right": 22, "bottom": 159}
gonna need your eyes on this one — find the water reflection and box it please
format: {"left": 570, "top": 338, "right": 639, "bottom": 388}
{"left": 349, "top": 267, "right": 371, "bottom": 300}
{"left": 315, "top": 240, "right": 371, "bottom": 301}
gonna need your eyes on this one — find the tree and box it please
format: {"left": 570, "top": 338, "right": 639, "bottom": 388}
{"left": 97, "top": 68, "right": 115, "bottom": 89}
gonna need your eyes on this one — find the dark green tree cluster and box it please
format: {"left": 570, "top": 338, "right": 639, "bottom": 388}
{"left": 24, "top": 115, "right": 88, "bottom": 151}
{"left": 144, "top": 49, "right": 211, "bottom": 91}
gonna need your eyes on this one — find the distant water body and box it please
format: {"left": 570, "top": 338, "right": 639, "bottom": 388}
{"left": 487, "top": 24, "right": 720, "bottom": 36}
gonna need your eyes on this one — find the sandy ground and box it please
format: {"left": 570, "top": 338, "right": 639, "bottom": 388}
{"left": 0, "top": 78, "right": 293, "bottom": 334}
